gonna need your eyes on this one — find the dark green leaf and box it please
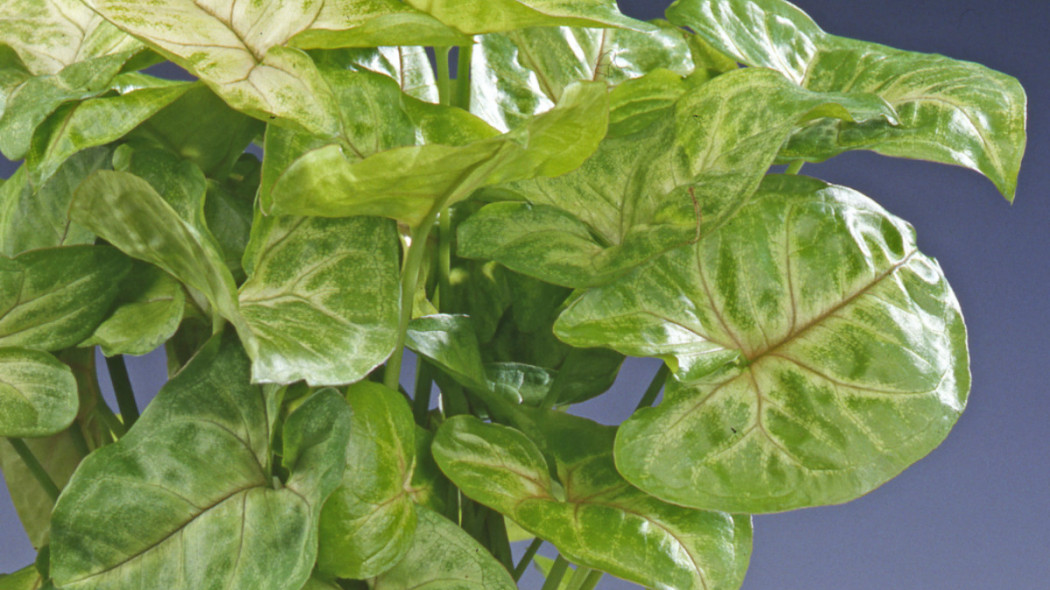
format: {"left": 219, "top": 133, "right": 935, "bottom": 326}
{"left": 0, "top": 246, "right": 131, "bottom": 351}
{"left": 318, "top": 381, "right": 417, "bottom": 579}
{"left": 557, "top": 174, "right": 969, "bottom": 512}
{"left": 370, "top": 507, "right": 517, "bottom": 590}
{"left": 459, "top": 67, "right": 896, "bottom": 288}
{"left": 237, "top": 215, "right": 400, "bottom": 386}
{"left": 668, "top": 0, "right": 1027, "bottom": 199}
{"left": 0, "top": 348, "right": 78, "bottom": 437}
{"left": 432, "top": 412, "right": 753, "bottom": 589}
{"left": 50, "top": 331, "right": 348, "bottom": 590}
{"left": 80, "top": 263, "right": 185, "bottom": 357}
{"left": 0, "top": 148, "right": 110, "bottom": 256}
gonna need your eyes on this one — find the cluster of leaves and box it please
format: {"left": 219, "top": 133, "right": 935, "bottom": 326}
{"left": 0, "top": 0, "right": 1026, "bottom": 589}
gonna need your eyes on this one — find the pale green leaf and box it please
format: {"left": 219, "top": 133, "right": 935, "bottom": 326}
{"left": 0, "top": 565, "right": 44, "bottom": 590}
{"left": 237, "top": 215, "right": 400, "bottom": 386}
{"left": 403, "top": 0, "right": 643, "bottom": 34}
{"left": 265, "top": 81, "right": 607, "bottom": 227}
{"left": 27, "top": 80, "right": 191, "bottom": 184}
{"left": 0, "top": 349, "right": 77, "bottom": 437}
{"left": 80, "top": 263, "right": 185, "bottom": 357}
{"left": 288, "top": 1, "right": 467, "bottom": 50}
{"left": 459, "top": 67, "right": 896, "bottom": 288}
{"left": 0, "top": 148, "right": 110, "bottom": 256}
{"left": 309, "top": 46, "right": 439, "bottom": 103}
{"left": 406, "top": 314, "right": 489, "bottom": 392}
{"left": 50, "top": 331, "right": 348, "bottom": 590}
{"left": 0, "top": 246, "right": 131, "bottom": 351}
{"left": 433, "top": 412, "right": 753, "bottom": 589}
{"left": 668, "top": 0, "right": 1027, "bottom": 199}
{"left": 370, "top": 507, "right": 517, "bottom": 590}
{"left": 318, "top": 381, "right": 417, "bottom": 579}
{"left": 556, "top": 175, "right": 969, "bottom": 512}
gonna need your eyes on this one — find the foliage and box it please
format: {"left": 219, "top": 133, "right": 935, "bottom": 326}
{"left": 0, "top": 0, "right": 1026, "bottom": 588}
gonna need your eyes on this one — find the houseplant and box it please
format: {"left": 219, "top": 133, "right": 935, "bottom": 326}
{"left": 0, "top": 0, "right": 1027, "bottom": 588}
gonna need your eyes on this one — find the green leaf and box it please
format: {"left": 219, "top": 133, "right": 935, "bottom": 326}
{"left": 0, "top": 147, "right": 111, "bottom": 256}
{"left": 667, "top": 0, "right": 1027, "bottom": 199}
{"left": 403, "top": 0, "right": 643, "bottom": 34}
{"left": 0, "top": 246, "right": 131, "bottom": 351}
{"left": 459, "top": 67, "right": 896, "bottom": 288}
{"left": 0, "top": 0, "right": 139, "bottom": 76}
{"left": 310, "top": 46, "right": 439, "bottom": 103}
{"left": 406, "top": 314, "right": 489, "bottom": 392}
{"left": 124, "top": 83, "right": 263, "bottom": 178}
{"left": 26, "top": 80, "right": 191, "bottom": 184}
{"left": 285, "top": 1, "right": 468, "bottom": 50}
{"left": 471, "top": 22, "right": 695, "bottom": 131}
{"left": 237, "top": 215, "right": 400, "bottom": 386}
{"left": 484, "top": 362, "right": 555, "bottom": 406}
{"left": 50, "top": 331, "right": 350, "bottom": 590}
{"left": 298, "top": 577, "right": 340, "bottom": 590}
{"left": 370, "top": 507, "right": 517, "bottom": 590}
{"left": 433, "top": 412, "right": 753, "bottom": 589}
{"left": 0, "top": 565, "right": 44, "bottom": 590}
{"left": 557, "top": 174, "right": 969, "bottom": 512}
{"left": 265, "top": 80, "right": 608, "bottom": 227}
{"left": 0, "top": 348, "right": 78, "bottom": 437}
{"left": 69, "top": 170, "right": 240, "bottom": 328}
{"left": 317, "top": 381, "right": 417, "bottom": 579}
{"left": 545, "top": 347, "right": 624, "bottom": 405}
{"left": 0, "top": 49, "right": 146, "bottom": 160}
{"left": 204, "top": 173, "right": 257, "bottom": 284}
{"left": 80, "top": 263, "right": 185, "bottom": 357}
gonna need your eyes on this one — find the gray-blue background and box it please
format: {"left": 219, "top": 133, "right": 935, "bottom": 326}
{"left": 2, "top": 1, "right": 1047, "bottom": 588}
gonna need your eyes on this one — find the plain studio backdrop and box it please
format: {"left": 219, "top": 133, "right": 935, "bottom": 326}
{"left": 2, "top": 1, "right": 1048, "bottom": 589}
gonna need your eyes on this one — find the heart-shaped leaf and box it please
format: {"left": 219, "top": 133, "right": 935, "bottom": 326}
{"left": 557, "top": 174, "right": 969, "bottom": 512}
{"left": 50, "top": 331, "right": 351, "bottom": 590}
{"left": 0, "top": 246, "right": 131, "bottom": 351}
{"left": 667, "top": 0, "right": 1027, "bottom": 199}
{"left": 237, "top": 214, "right": 400, "bottom": 386}
{"left": 370, "top": 506, "right": 517, "bottom": 590}
{"left": 432, "top": 412, "right": 752, "bottom": 589}
{"left": 318, "top": 381, "right": 418, "bottom": 579}
{"left": 0, "top": 348, "right": 77, "bottom": 438}
{"left": 459, "top": 67, "right": 897, "bottom": 288}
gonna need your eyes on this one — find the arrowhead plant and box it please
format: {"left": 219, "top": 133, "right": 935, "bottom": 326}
{"left": 0, "top": 0, "right": 1026, "bottom": 588}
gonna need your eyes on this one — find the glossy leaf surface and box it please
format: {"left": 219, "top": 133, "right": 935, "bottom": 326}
{"left": 459, "top": 67, "right": 896, "bottom": 287}
{"left": 81, "top": 263, "right": 185, "bottom": 357}
{"left": 0, "top": 148, "right": 110, "bottom": 256}
{"left": 557, "top": 175, "right": 969, "bottom": 512}
{"left": 0, "top": 348, "right": 77, "bottom": 437}
{"left": 0, "top": 246, "right": 130, "bottom": 351}
{"left": 238, "top": 215, "right": 400, "bottom": 385}
{"left": 433, "top": 412, "right": 752, "bottom": 589}
{"left": 265, "top": 81, "right": 607, "bottom": 227}
{"left": 405, "top": 0, "right": 642, "bottom": 34}
{"left": 50, "top": 332, "right": 350, "bottom": 590}
{"left": 370, "top": 507, "right": 517, "bottom": 590}
{"left": 667, "top": 0, "right": 1027, "bottom": 198}
{"left": 318, "top": 382, "right": 417, "bottom": 579}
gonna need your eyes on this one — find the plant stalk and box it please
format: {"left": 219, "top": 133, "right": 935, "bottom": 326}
{"left": 384, "top": 212, "right": 440, "bottom": 392}
{"left": 454, "top": 40, "right": 474, "bottom": 110}
{"left": 105, "top": 355, "right": 140, "bottom": 428}
{"left": 412, "top": 359, "right": 434, "bottom": 426}
{"left": 635, "top": 363, "right": 670, "bottom": 410}
{"left": 438, "top": 208, "right": 453, "bottom": 311}
{"left": 6, "top": 438, "right": 60, "bottom": 502}
{"left": 785, "top": 160, "right": 805, "bottom": 175}
{"left": 69, "top": 421, "right": 91, "bottom": 457}
{"left": 436, "top": 47, "right": 452, "bottom": 106}
{"left": 541, "top": 555, "right": 571, "bottom": 590}
{"left": 513, "top": 538, "right": 544, "bottom": 581}
{"left": 95, "top": 398, "right": 125, "bottom": 441}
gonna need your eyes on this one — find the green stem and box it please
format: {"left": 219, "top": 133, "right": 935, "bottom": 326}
{"left": 436, "top": 47, "right": 452, "bottom": 106}
{"left": 438, "top": 208, "right": 453, "bottom": 311}
{"left": 69, "top": 421, "right": 91, "bottom": 457}
{"left": 485, "top": 508, "right": 514, "bottom": 573}
{"left": 513, "top": 538, "right": 543, "bottom": 581}
{"left": 454, "top": 40, "right": 473, "bottom": 110}
{"left": 105, "top": 355, "right": 139, "bottom": 428}
{"left": 541, "top": 555, "right": 571, "bottom": 590}
{"left": 785, "top": 160, "right": 805, "bottom": 175}
{"left": 6, "top": 438, "right": 60, "bottom": 502}
{"left": 384, "top": 212, "right": 439, "bottom": 392}
{"left": 564, "top": 565, "right": 595, "bottom": 590}
{"left": 412, "top": 359, "right": 434, "bottom": 426}
{"left": 578, "top": 570, "right": 604, "bottom": 590}
{"left": 95, "top": 396, "right": 125, "bottom": 440}
{"left": 635, "top": 363, "right": 670, "bottom": 410}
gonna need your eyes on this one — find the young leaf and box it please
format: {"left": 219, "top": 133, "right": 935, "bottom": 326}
{"left": 265, "top": 80, "right": 607, "bottom": 227}
{"left": 458, "top": 67, "right": 896, "bottom": 288}
{"left": 370, "top": 507, "right": 517, "bottom": 590}
{"left": 667, "top": 0, "right": 1027, "bottom": 199}
{"left": 405, "top": 314, "right": 490, "bottom": 392}
{"left": 432, "top": 412, "right": 753, "bottom": 589}
{"left": 50, "top": 331, "right": 350, "bottom": 590}
{"left": 80, "top": 263, "right": 185, "bottom": 357}
{"left": 0, "top": 246, "right": 131, "bottom": 351}
{"left": 0, "top": 148, "right": 110, "bottom": 256}
{"left": 317, "top": 382, "right": 418, "bottom": 579}
{"left": 0, "top": 348, "right": 77, "bottom": 438}
{"left": 557, "top": 175, "right": 969, "bottom": 512}
{"left": 237, "top": 215, "right": 400, "bottom": 386}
